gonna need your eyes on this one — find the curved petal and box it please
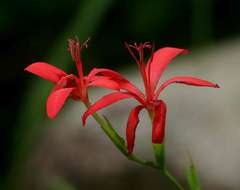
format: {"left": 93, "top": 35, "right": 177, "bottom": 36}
{"left": 146, "top": 47, "right": 188, "bottom": 91}
{"left": 88, "top": 68, "right": 145, "bottom": 100}
{"left": 117, "top": 80, "right": 145, "bottom": 101}
{"left": 152, "top": 100, "right": 167, "bottom": 144}
{"left": 24, "top": 62, "right": 67, "bottom": 83}
{"left": 155, "top": 76, "right": 219, "bottom": 98}
{"left": 82, "top": 92, "right": 137, "bottom": 125}
{"left": 87, "top": 75, "right": 111, "bottom": 81}
{"left": 47, "top": 87, "right": 74, "bottom": 119}
{"left": 126, "top": 105, "right": 144, "bottom": 154}
{"left": 88, "top": 68, "right": 124, "bottom": 79}
{"left": 88, "top": 76, "right": 120, "bottom": 90}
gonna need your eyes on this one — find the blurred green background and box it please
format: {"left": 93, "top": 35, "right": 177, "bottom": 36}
{"left": 1, "top": 0, "right": 240, "bottom": 189}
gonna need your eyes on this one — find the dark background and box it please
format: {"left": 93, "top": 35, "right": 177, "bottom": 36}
{"left": 0, "top": 0, "right": 239, "bottom": 189}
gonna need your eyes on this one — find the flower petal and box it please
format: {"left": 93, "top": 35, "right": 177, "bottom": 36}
{"left": 117, "top": 80, "right": 145, "bottom": 101}
{"left": 88, "top": 68, "right": 145, "bottom": 100}
{"left": 24, "top": 62, "right": 67, "bottom": 83}
{"left": 82, "top": 92, "right": 135, "bottom": 125}
{"left": 152, "top": 100, "right": 167, "bottom": 144}
{"left": 126, "top": 105, "right": 144, "bottom": 154}
{"left": 87, "top": 76, "right": 120, "bottom": 90}
{"left": 147, "top": 47, "right": 188, "bottom": 91}
{"left": 155, "top": 76, "right": 219, "bottom": 98}
{"left": 88, "top": 68, "right": 124, "bottom": 79}
{"left": 47, "top": 87, "right": 74, "bottom": 119}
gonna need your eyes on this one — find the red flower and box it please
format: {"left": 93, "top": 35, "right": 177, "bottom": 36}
{"left": 82, "top": 42, "right": 219, "bottom": 154}
{"left": 25, "top": 38, "right": 120, "bottom": 119}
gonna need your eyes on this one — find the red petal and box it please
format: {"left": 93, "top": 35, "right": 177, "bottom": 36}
{"left": 88, "top": 68, "right": 124, "bottom": 79}
{"left": 88, "top": 68, "right": 145, "bottom": 100}
{"left": 87, "top": 76, "right": 120, "bottom": 90}
{"left": 152, "top": 100, "right": 167, "bottom": 144}
{"left": 82, "top": 92, "right": 135, "bottom": 125}
{"left": 117, "top": 80, "right": 145, "bottom": 101}
{"left": 24, "top": 62, "right": 67, "bottom": 83}
{"left": 146, "top": 47, "right": 188, "bottom": 91}
{"left": 87, "top": 75, "right": 111, "bottom": 81}
{"left": 46, "top": 88, "right": 74, "bottom": 119}
{"left": 126, "top": 105, "right": 144, "bottom": 154}
{"left": 155, "top": 76, "right": 219, "bottom": 98}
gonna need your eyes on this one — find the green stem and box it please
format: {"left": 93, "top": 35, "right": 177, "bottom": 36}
{"left": 152, "top": 144, "right": 184, "bottom": 190}
{"left": 91, "top": 112, "right": 126, "bottom": 154}
{"left": 164, "top": 169, "right": 185, "bottom": 190}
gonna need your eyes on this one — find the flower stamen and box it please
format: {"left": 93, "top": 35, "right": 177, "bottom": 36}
{"left": 68, "top": 37, "right": 90, "bottom": 90}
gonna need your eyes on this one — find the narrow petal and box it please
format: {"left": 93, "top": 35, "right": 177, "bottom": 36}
{"left": 88, "top": 68, "right": 145, "bottom": 100}
{"left": 24, "top": 62, "right": 67, "bottom": 83}
{"left": 88, "top": 76, "right": 120, "bottom": 90}
{"left": 88, "top": 68, "right": 124, "bottom": 79}
{"left": 126, "top": 105, "right": 144, "bottom": 154}
{"left": 86, "top": 75, "right": 111, "bottom": 81}
{"left": 155, "top": 76, "right": 219, "bottom": 98}
{"left": 117, "top": 80, "right": 145, "bottom": 101}
{"left": 47, "top": 87, "right": 74, "bottom": 119}
{"left": 152, "top": 100, "right": 167, "bottom": 144}
{"left": 82, "top": 92, "right": 136, "bottom": 125}
{"left": 147, "top": 47, "right": 188, "bottom": 91}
